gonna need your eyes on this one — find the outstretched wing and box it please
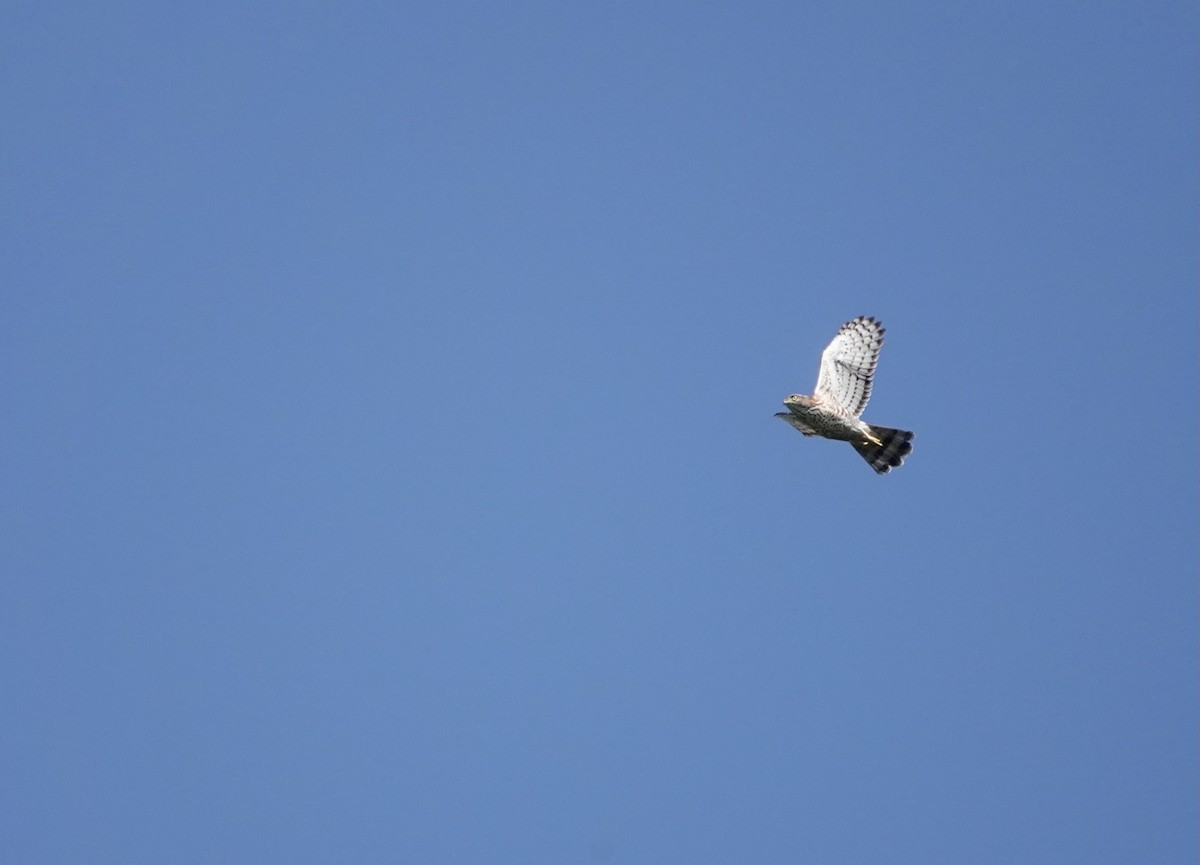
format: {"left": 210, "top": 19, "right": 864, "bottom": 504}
{"left": 775, "top": 411, "right": 818, "bottom": 436}
{"left": 813, "top": 316, "right": 885, "bottom": 417}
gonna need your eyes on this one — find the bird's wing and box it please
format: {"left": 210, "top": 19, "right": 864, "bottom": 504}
{"left": 813, "top": 316, "right": 885, "bottom": 417}
{"left": 775, "top": 412, "right": 818, "bottom": 436}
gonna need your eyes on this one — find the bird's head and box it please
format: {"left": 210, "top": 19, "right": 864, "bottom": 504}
{"left": 783, "top": 393, "right": 814, "bottom": 409}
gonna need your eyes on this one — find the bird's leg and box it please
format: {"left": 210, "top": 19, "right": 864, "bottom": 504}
{"left": 864, "top": 433, "right": 883, "bottom": 447}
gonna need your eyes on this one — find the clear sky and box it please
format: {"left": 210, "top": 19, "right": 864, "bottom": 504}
{"left": 3, "top": 2, "right": 1197, "bottom": 863}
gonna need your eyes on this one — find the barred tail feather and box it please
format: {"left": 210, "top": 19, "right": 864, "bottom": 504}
{"left": 852, "top": 426, "right": 914, "bottom": 474}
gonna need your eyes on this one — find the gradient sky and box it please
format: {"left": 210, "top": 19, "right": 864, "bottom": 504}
{"left": 3, "top": 2, "right": 1197, "bottom": 863}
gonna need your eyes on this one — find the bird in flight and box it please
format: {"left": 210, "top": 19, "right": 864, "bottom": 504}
{"left": 776, "top": 316, "right": 914, "bottom": 474}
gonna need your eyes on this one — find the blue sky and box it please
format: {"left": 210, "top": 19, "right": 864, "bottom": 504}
{"left": 3, "top": 2, "right": 1197, "bottom": 862}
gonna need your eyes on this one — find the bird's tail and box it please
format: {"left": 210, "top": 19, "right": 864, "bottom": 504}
{"left": 852, "top": 426, "right": 914, "bottom": 474}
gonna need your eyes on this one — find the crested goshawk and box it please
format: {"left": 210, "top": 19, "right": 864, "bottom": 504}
{"left": 776, "top": 316, "right": 914, "bottom": 474}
